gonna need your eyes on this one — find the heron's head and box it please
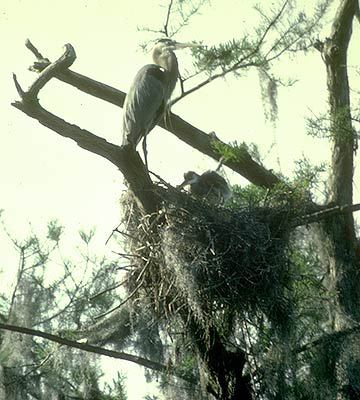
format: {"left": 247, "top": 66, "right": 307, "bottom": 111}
{"left": 178, "top": 171, "right": 200, "bottom": 189}
{"left": 152, "top": 38, "right": 200, "bottom": 61}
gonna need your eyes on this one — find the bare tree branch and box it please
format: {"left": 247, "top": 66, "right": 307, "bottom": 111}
{"left": 12, "top": 73, "right": 25, "bottom": 98}
{"left": 27, "top": 44, "right": 76, "bottom": 101}
{"left": 23, "top": 40, "right": 281, "bottom": 188}
{"left": 163, "top": 0, "right": 174, "bottom": 37}
{"left": 11, "top": 99, "right": 158, "bottom": 214}
{"left": 170, "top": 0, "right": 207, "bottom": 37}
{"left": 94, "top": 277, "right": 144, "bottom": 320}
{"left": 0, "top": 322, "right": 197, "bottom": 385}
{"left": 25, "top": 38, "right": 49, "bottom": 61}
{"left": 291, "top": 202, "right": 360, "bottom": 227}
{"left": 254, "top": 0, "right": 290, "bottom": 46}
{"left": 90, "top": 280, "right": 126, "bottom": 301}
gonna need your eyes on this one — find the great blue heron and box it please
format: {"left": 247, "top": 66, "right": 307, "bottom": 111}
{"left": 178, "top": 169, "right": 232, "bottom": 205}
{"left": 122, "top": 38, "right": 196, "bottom": 165}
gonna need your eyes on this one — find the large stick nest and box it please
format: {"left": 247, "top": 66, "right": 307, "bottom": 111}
{"left": 120, "top": 184, "right": 297, "bottom": 333}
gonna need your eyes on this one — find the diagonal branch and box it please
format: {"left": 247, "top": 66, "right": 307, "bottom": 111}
{"left": 24, "top": 40, "right": 281, "bottom": 188}
{"left": 11, "top": 96, "right": 158, "bottom": 215}
{"left": 25, "top": 38, "right": 49, "bottom": 61}
{"left": 0, "top": 322, "right": 197, "bottom": 385}
{"left": 170, "top": 60, "right": 260, "bottom": 106}
{"left": 14, "top": 42, "right": 76, "bottom": 102}
{"left": 27, "top": 44, "right": 76, "bottom": 101}
{"left": 291, "top": 202, "right": 360, "bottom": 227}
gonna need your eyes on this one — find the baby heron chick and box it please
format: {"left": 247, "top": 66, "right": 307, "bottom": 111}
{"left": 179, "top": 170, "right": 232, "bottom": 205}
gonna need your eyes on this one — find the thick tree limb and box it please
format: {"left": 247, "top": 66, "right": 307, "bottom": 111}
{"left": 12, "top": 43, "right": 159, "bottom": 215}
{"left": 292, "top": 202, "right": 360, "bottom": 227}
{"left": 27, "top": 44, "right": 76, "bottom": 101}
{"left": 12, "top": 97, "right": 158, "bottom": 214}
{"left": 314, "top": 0, "right": 360, "bottom": 321}
{"left": 317, "top": 0, "right": 358, "bottom": 212}
{"left": 24, "top": 39, "right": 281, "bottom": 189}
{"left": 0, "top": 322, "right": 196, "bottom": 385}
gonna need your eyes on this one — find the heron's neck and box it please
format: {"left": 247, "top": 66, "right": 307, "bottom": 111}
{"left": 154, "top": 52, "right": 179, "bottom": 94}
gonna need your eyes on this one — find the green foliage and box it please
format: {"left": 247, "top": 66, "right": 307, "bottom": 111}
{"left": 227, "top": 154, "right": 326, "bottom": 209}
{"left": 293, "top": 157, "right": 327, "bottom": 200}
{"left": 294, "top": 157, "right": 326, "bottom": 186}
{"left": 79, "top": 227, "right": 96, "bottom": 244}
{"left": 192, "top": 38, "right": 255, "bottom": 74}
{"left": 306, "top": 111, "right": 332, "bottom": 139}
{"left": 188, "top": 0, "right": 332, "bottom": 80}
{"left": 47, "top": 219, "right": 64, "bottom": 243}
{"left": 103, "top": 372, "right": 128, "bottom": 400}
{"left": 0, "top": 294, "right": 7, "bottom": 322}
{"left": 307, "top": 106, "right": 357, "bottom": 148}
{"left": 0, "top": 217, "right": 127, "bottom": 399}
{"left": 211, "top": 139, "right": 261, "bottom": 163}
{"left": 3, "top": 0, "right": 356, "bottom": 399}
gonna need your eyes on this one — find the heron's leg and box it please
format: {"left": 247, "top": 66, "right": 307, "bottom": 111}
{"left": 142, "top": 134, "right": 148, "bottom": 169}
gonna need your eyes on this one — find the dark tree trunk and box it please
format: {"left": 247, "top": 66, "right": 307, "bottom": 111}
{"left": 316, "top": 0, "right": 360, "bottom": 322}
{"left": 185, "top": 314, "right": 252, "bottom": 400}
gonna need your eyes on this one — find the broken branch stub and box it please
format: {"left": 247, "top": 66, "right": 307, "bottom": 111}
{"left": 12, "top": 41, "right": 158, "bottom": 215}
{"left": 13, "top": 42, "right": 76, "bottom": 104}
{"left": 24, "top": 43, "right": 76, "bottom": 102}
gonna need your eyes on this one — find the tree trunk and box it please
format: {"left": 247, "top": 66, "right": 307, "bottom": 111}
{"left": 317, "top": 0, "right": 360, "bottom": 323}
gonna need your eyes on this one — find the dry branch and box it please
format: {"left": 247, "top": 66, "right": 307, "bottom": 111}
{"left": 11, "top": 42, "right": 160, "bottom": 214}
{"left": 292, "top": 202, "right": 360, "bottom": 227}
{"left": 27, "top": 44, "right": 76, "bottom": 101}
{"left": 24, "top": 40, "right": 281, "bottom": 189}
{"left": 0, "top": 322, "right": 196, "bottom": 384}
{"left": 11, "top": 99, "right": 158, "bottom": 214}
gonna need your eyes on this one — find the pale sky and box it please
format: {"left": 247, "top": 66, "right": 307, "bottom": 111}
{"left": 0, "top": 0, "right": 359, "bottom": 398}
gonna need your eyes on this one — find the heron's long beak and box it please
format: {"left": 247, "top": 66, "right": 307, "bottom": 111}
{"left": 177, "top": 173, "right": 198, "bottom": 189}
{"left": 173, "top": 41, "right": 202, "bottom": 50}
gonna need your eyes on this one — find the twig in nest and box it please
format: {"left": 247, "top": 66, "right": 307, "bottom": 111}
{"left": 111, "top": 251, "right": 148, "bottom": 261}
{"left": 136, "top": 257, "right": 152, "bottom": 283}
{"left": 105, "top": 223, "right": 137, "bottom": 245}
{"left": 149, "top": 170, "right": 174, "bottom": 188}
{"left": 115, "top": 264, "right": 137, "bottom": 271}
{"left": 105, "top": 222, "right": 122, "bottom": 245}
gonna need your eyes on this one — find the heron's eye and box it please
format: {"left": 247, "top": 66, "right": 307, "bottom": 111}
{"left": 157, "top": 38, "right": 174, "bottom": 47}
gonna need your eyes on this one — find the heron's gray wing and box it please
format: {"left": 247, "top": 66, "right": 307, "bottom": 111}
{"left": 122, "top": 64, "right": 167, "bottom": 146}
{"left": 201, "top": 171, "right": 228, "bottom": 187}
{"left": 201, "top": 171, "right": 232, "bottom": 202}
